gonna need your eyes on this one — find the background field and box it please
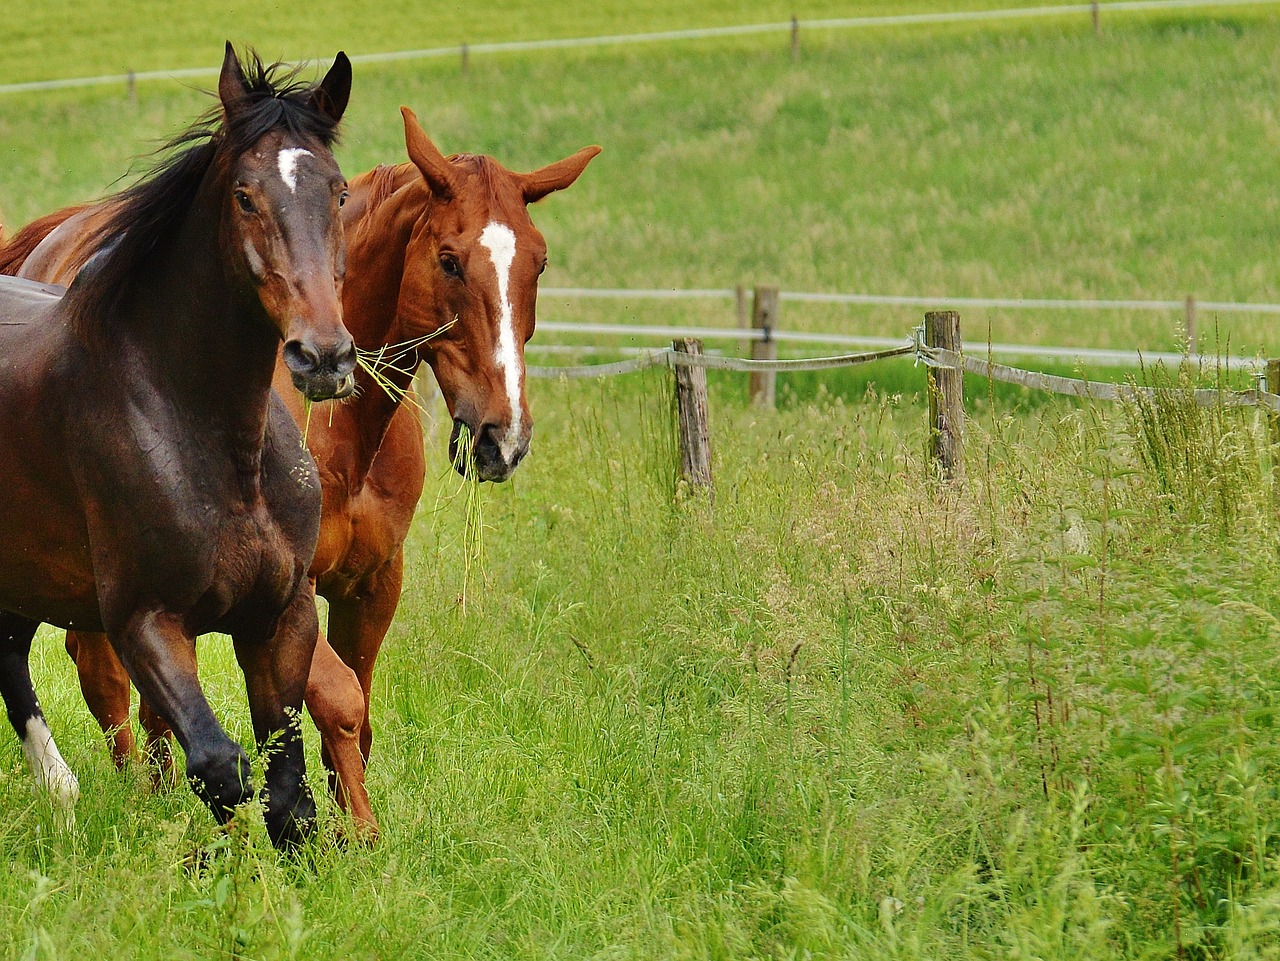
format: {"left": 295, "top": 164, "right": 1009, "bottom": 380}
{"left": 3, "top": 2, "right": 1280, "bottom": 959}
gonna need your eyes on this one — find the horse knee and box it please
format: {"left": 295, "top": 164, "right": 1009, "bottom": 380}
{"left": 186, "top": 743, "right": 252, "bottom": 821}
{"left": 308, "top": 664, "right": 365, "bottom": 743}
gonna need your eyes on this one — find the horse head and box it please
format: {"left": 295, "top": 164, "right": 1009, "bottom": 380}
{"left": 392, "top": 107, "right": 599, "bottom": 481}
{"left": 215, "top": 43, "right": 356, "bottom": 401}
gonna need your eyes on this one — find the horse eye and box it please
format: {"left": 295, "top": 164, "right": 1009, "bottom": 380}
{"left": 538, "top": 260, "right": 547, "bottom": 276}
{"left": 440, "top": 254, "right": 462, "bottom": 279}
{"left": 234, "top": 190, "right": 256, "bottom": 214}
{"left": 338, "top": 190, "right": 348, "bottom": 208}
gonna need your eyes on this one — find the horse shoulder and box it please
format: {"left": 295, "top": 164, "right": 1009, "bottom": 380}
{"left": 260, "top": 389, "right": 323, "bottom": 566}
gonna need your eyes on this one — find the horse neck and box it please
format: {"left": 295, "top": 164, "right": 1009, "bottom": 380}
{"left": 328, "top": 169, "right": 432, "bottom": 487}
{"left": 116, "top": 188, "right": 279, "bottom": 449}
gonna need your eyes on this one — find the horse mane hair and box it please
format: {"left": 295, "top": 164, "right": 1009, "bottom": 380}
{"left": 65, "top": 50, "right": 343, "bottom": 323}
{"left": 448, "top": 154, "right": 509, "bottom": 204}
{"left": 0, "top": 205, "right": 89, "bottom": 277}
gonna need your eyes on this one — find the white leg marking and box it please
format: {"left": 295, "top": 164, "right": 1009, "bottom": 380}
{"left": 277, "top": 148, "right": 313, "bottom": 194}
{"left": 22, "top": 717, "right": 79, "bottom": 809}
{"left": 478, "top": 222, "right": 524, "bottom": 459}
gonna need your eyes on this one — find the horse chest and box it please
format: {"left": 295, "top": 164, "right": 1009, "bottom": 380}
{"left": 197, "top": 506, "right": 302, "bottom": 627}
{"left": 313, "top": 485, "right": 406, "bottom": 597}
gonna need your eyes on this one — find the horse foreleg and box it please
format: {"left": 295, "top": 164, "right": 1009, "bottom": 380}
{"left": 230, "top": 585, "right": 319, "bottom": 849}
{"left": 138, "top": 697, "right": 177, "bottom": 786}
{"left": 0, "top": 613, "right": 79, "bottom": 811}
{"left": 65, "top": 629, "right": 136, "bottom": 769}
{"left": 306, "top": 631, "right": 378, "bottom": 839}
{"left": 326, "top": 549, "right": 405, "bottom": 763}
{"left": 112, "top": 610, "right": 252, "bottom": 826}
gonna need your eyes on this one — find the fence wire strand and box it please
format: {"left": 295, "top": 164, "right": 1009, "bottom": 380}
{"left": 919, "top": 345, "right": 1280, "bottom": 412}
{"left": 526, "top": 332, "right": 1280, "bottom": 415}
{"left": 526, "top": 343, "right": 914, "bottom": 379}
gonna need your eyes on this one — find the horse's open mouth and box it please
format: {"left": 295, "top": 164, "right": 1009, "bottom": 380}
{"left": 294, "top": 369, "right": 356, "bottom": 402}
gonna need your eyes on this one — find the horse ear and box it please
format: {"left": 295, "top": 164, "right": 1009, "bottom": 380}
{"left": 516, "top": 146, "right": 602, "bottom": 204}
{"left": 218, "top": 41, "right": 249, "bottom": 111}
{"left": 401, "top": 106, "right": 457, "bottom": 200}
{"left": 310, "top": 52, "right": 352, "bottom": 124}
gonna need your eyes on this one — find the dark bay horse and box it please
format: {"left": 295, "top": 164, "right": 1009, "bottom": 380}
{"left": 0, "top": 44, "right": 355, "bottom": 847}
{"left": 2, "top": 106, "right": 600, "bottom": 837}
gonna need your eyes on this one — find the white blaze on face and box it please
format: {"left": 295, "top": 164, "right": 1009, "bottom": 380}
{"left": 22, "top": 716, "right": 79, "bottom": 810}
{"left": 277, "top": 147, "right": 313, "bottom": 194}
{"left": 478, "top": 222, "right": 524, "bottom": 458}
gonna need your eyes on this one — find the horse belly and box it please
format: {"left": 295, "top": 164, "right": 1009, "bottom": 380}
{"left": 0, "top": 331, "right": 100, "bottom": 628}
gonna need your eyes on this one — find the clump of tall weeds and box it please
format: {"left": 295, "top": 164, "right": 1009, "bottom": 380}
{"left": 1121, "top": 360, "right": 1260, "bottom": 539}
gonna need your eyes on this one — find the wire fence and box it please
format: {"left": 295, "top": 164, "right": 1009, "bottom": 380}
{"left": 541, "top": 286, "right": 1280, "bottom": 316}
{"left": 2, "top": 0, "right": 1276, "bottom": 96}
{"left": 533, "top": 318, "right": 1263, "bottom": 370}
{"left": 528, "top": 324, "right": 1280, "bottom": 411}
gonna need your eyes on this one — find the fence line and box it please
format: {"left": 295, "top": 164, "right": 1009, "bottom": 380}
{"left": 527, "top": 326, "right": 1280, "bottom": 411}
{"left": 2, "top": 0, "right": 1276, "bottom": 96}
{"left": 534, "top": 320, "right": 1260, "bottom": 370}
{"left": 526, "top": 344, "right": 914, "bottom": 379}
{"left": 919, "top": 345, "right": 1280, "bottom": 411}
{"left": 541, "top": 286, "right": 1280, "bottom": 316}
{"left": 524, "top": 315, "right": 1280, "bottom": 490}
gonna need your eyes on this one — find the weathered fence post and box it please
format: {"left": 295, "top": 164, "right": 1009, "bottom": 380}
{"left": 791, "top": 16, "right": 800, "bottom": 61}
{"left": 127, "top": 70, "right": 137, "bottom": 106}
{"left": 926, "top": 310, "right": 964, "bottom": 483}
{"left": 461, "top": 43, "right": 470, "bottom": 75}
{"left": 1091, "top": 0, "right": 1101, "bottom": 37}
{"left": 673, "top": 338, "right": 713, "bottom": 497}
{"left": 750, "top": 286, "right": 779, "bottom": 407}
{"left": 1185, "top": 294, "right": 1197, "bottom": 355}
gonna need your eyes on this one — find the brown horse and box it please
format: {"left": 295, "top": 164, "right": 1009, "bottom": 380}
{"left": 0, "top": 44, "right": 355, "bottom": 848}
{"left": 4, "top": 107, "right": 599, "bottom": 836}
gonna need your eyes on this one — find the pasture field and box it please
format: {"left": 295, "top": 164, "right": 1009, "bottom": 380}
{"left": 2, "top": 3, "right": 1280, "bottom": 959}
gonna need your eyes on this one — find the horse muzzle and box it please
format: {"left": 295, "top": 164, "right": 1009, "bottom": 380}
{"left": 449, "top": 418, "right": 530, "bottom": 483}
{"left": 283, "top": 335, "right": 358, "bottom": 402}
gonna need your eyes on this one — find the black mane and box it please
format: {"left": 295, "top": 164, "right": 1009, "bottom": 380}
{"left": 66, "top": 50, "right": 342, "bottom": 324}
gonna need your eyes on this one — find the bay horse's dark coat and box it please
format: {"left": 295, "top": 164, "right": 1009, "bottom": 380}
{"left": 0, "top": 44, "right": 355, "bottom": 847}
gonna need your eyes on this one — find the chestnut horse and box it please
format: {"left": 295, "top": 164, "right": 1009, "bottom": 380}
{"left": 0, "top": 45, "right": 355, "bottom": 847}
{"left": 3, "top": 107, "right": 599, "bottom": 837}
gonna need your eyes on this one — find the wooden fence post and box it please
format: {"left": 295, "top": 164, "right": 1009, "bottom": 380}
{"left": 461, "top": 43, "right": 470, "bottom": 74}
{"left": 127, "top": 70, "right": 137, "bottom": 105}
{"left": 673, "top": 338, "right": 713, "bottom": 497}
{"left": 926, "top": 310, "right": 964, "bottom": 483}
{"left": 1091, "top": 0, "right": 1101, "bottom": 37}
{"left": 791, "top": 16, "right": 800, "bottom": 61}
{"left": 750, "top": 286, "right": 779, "bottom": 407}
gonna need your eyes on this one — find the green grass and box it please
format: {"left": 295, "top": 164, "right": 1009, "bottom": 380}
{"left": 6, "top": 0, "right": 1098, "bottom": 86}
{"left": 4, "top": 4, "right": 1280, "bottom": 958}
{"left": 11, "top": 367, "right": 1280, "bottom": 958}
{"left": 4, "top": 6, "right": 1280, "bottom": 358}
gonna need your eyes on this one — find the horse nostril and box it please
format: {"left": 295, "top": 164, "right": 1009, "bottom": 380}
{"left": 283, "top": 339, "right": 321, "bottom": 374}
{"left": 475, "top": 423, "right": 502, "bottom": 457}
{"left": 335, "top": 338, "right": 357, "bottom": 376}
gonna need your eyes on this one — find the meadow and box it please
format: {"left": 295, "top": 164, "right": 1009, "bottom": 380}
{"left": 2, "top": 2, "right": 1280, "bottom": 958}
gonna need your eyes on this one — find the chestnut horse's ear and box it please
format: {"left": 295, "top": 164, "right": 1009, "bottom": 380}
{"left": 217, "top": 41, "right": 249, "bottom": 112}
{"left": 401, "top": 106, "right": 458, "bottom": 200}
{"left": 516, "top": 146, "right": 602, "bottom": 204}
{"left": 310, "top": 52, "right": 352, "bottom": 125}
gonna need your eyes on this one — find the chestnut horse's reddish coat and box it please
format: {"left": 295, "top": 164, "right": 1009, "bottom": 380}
{"left": 4, "top": 107, "right": 600, "bottom": 836}
{"left": 0, "top": 45, "right": 356, "bottom": 847}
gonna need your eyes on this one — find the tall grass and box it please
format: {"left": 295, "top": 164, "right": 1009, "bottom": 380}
{"left": 1, "top": 8, "right": 1279, "bottom": 959}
